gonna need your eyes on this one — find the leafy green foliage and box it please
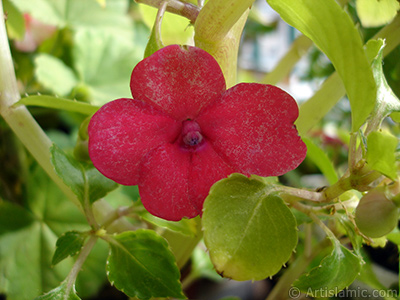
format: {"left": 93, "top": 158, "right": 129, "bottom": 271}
{"left": 51, "top": 144, "right": 118, "bottom": 205}
{"left": 34, "top": 280, "right": 81, "bottom": 300}
{"left": 267, "top": 0, "right": 377, "bottom": 132}
{"left": 106, "top": 230, "right": 185, "bottom": 299}
{"left": 356, "top": 0, "right": 400, "bottom": 28}
{"left": 294, "top": 239, "right": 362, "bottom": 296}
{"left": 52, "top": 231, "right": 87, "bottom": 266}
{"left": 202, "top": 174, "right": 297, "bottom": 281}
{"left": 35, "top": 53, "right": 78, "bottom": 96}
{"left": 366, "top": 131, "right": 398, "bottom": 180}
{"left": 10, "top": 0, "right": 132, "bottom": 33}
{"left": 0, "top": 165, "right": 107, "bottom": 300}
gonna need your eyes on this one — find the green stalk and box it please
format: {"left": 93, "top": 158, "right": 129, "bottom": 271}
{"left": 194, "top": 0, "right": 253, "bottom": 87}
{"left": 0, "top": 1, "right": 81, "bottom": 209}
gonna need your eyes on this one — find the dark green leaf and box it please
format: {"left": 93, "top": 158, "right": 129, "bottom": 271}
{"left": 34, "top": 280, "right": 81, "bottom": 300}
{"left": 202, "top": 174, "right": 298, "bottom": 281}
{"left": 106, "top": 230, "right": 185, "bottom": 299}
{"left": 51, "top": 144, "right": 118, "bottom": 204}
{"left": 294, "top": 239, "right": 362, "bottom": 296}
{"left": 52, "top": 231, "right": 87, "bottom": 266}
{"left": 0, "top": 163, "right": 107, "bottom": 300}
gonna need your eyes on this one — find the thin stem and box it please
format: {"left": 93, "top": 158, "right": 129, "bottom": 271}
{"left": 348, "top": 132, "right": 358, "bottom": 173}
{"left": 99, "top": 205, "right": 135, "bottom": 229}
{"left": 0, "top": 1, "right": 81, "bottom": 209}
{"left": 135, "top": 0, "right": 200, "bottom": 23}
{"left": 65, "top": 235, "right": 98, "bottom": 296}
{"left": 278, "top": 185, "right": 326, "bottom": 202}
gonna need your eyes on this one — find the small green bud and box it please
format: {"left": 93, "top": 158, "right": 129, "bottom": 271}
{"left": 355, "top": 188, "right": 399, "bottom": 238}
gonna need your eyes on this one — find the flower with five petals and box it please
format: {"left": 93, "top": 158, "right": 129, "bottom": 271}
{"left": 88, "top": 45, "right": 307, "bottom": 221}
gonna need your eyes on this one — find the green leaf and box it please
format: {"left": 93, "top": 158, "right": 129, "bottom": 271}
{"left": 202, "top": 173, "right": 298, "bottom": 281}
{"left": 3, "top": 0, "right": 25, "bottom": 40}
{"left": 51, "top": 144, "right": 118, "bottom": 205}
{"left": 267, "top": 0, "right": 377, "bottom": 132}
{"left": 365, "top": 39, "right": 400, "bottom": 123}
{"left": 106, "top": 230, "right": 185, "bottom": 299}
{"left": 293, "top": 239, "right": 362, "bottom": 296}
{"left": 366, "top": 131, "right": 398, "bottom": 180}
{"left": 356, "top": 0, "right": 400, "bottom": 28}
{"left": 303, "top": 138, "right": 338, "bottom": 185}
{"left": 52, "top": 231, "right": 87, "bottom": 266}
{"left": 72, "top": 29, "right": 142, "bottom": 105}
{"left": 17, "top": 95, "right": 99, "bottom": 115}
{"left": 34, "top": 54, "right": 78, "bottom": 96}
{"left": 0, "top": 164, "right": 107, "bottom": 300}
{"left": 11, "top": 0, "right": 132, "bottom": 35}
{"left": 34, "top": 280, "right": 81, "bottom": 300}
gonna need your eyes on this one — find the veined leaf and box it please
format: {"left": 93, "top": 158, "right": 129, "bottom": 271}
{"left": 51, "top": 144, "right": 118, "bottom": 205}
{"left": 106, "top": 230, "right": 185, "bottom": 299}
{"left": 294, "top": 239, "right": 362, "bottom": 296}
{"left": 202, "top": 173, "right": 297, "bottom": 281}
{"left": 52, "top": 231, "right": 87, "bottom": 266}
{"left": 267, "top": 0, "right": 377, "bottom": 132}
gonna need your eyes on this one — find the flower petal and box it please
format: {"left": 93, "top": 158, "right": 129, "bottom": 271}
{"left": 88, "top": 98, "right": 180, "bottom": 185}
{"left": 197, "top": 83, "right": 307, "bottom": 176}
{"left": 130, "top": 45, "right": 226, "bottom": 121}
{"left": 188, "top": 144, "right": 236, "bottom": 213}
{"left": 138, "top": 143, "right": 196, "bottom": 221}
{"left": 139, "top": 142, "right": 235, "bottom": 221}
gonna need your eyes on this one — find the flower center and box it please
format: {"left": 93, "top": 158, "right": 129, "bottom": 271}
{"left": 181, "top": 120, "right": 203, "bottom": 148}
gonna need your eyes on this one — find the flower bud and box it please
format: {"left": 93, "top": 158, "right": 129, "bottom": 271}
{"left": 355, "top": 188, "right": 399, "bottom": 238}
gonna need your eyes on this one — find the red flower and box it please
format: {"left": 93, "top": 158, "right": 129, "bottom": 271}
{"left": 88, "top": 45, "right": 307, "bottom": 221}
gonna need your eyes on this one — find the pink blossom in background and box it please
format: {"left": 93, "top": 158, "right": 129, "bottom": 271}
{"left": 88, "top": 45, "right": 307, "bottom": 221}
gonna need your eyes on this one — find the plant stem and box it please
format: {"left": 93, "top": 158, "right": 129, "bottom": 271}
{"left": 65, "top": 235, "right": 98, "bottom": 296}
{"left": 0, "top": 1, "right": 81, "bottom": 209}
{"left": 135, "top": 0, "right": 200, "bottom": 23}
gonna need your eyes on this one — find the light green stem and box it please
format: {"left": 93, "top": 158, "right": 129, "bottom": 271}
{"left": 65, "top": 235, "right": 98, "bottom": 295}
{"left": 0, "top": 1, "right": 81, "bottom": 209}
